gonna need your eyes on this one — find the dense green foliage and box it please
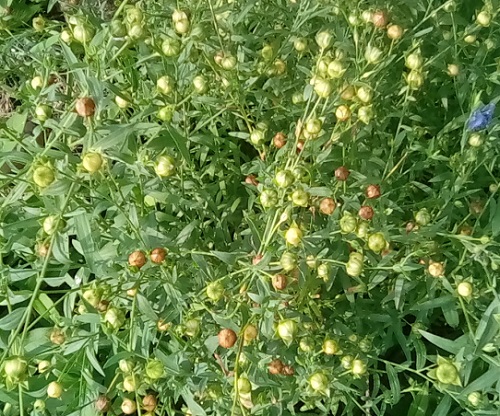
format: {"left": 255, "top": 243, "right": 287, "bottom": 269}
{"left": 0, "top": 0, "right": 499, "bottom": 415}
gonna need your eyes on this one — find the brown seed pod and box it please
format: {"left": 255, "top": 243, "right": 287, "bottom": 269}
{"left": 252, "top": 254, "right": 263, "bottom": 265}
{"left": 143, "top": 394, "right": 157, "bottom": 412}
{"left": 218, "top": 328, "right": 237, "bottom": 348}
{"left": 405, "top": 221, "right": 416, "bottom": 233}
{"left": 272, "top": 274, "right": 287, "bottom": 290}
{"left": 296, "top": 140, "right": 305, "bottom": 154}
{"left": 269, "top": 359, "right": 284, "bottom": 375}
{"left": 245, "top": 174, "right": 259, "bottom": 186}
{"left": 75, "top": 97, "right": 96, "bottom": 117}
{"left": 319, "top": 198, "right": 336, "bottom": 215}
{"left": 50, "top": 327, "right": 66, "bottom": 345}
{"left": 335, "top": 166, "right": 350, "bottom": 181}
{"left": 372, "top": 10, "right": 388, "bottom": 28}
{"left": 359, "top": 206, "right": 374, "bottom": 220}
{"left": 128, "top": 250, "right": 146, "bottom": 268}
{"left": 95, "top": 395, "right": 111, "bottom": 413}
{"left": 282, "top": 365, "right": 295, "bottom": 376}
{"left": 150, "top": 248, "right": 167, "bottom": 264}
{"left": 459, "top": 224, "right": 473, "bottom": 236}
{"left": 96, "top": 300, "right": 109, "bottom": 313}
{"left": 273, "top": 132, "right": 287, "bottom": 148}
{"left": 366, "top": 185, "right": 381, "bottom": 199}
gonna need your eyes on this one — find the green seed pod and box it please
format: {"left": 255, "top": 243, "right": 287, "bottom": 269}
{"left": 340, "top": 213, "right": 357, "bottom": 234}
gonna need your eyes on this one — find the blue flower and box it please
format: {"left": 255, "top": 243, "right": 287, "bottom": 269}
{"left": 467, "top": 102, "right": 495, "bottom": 131}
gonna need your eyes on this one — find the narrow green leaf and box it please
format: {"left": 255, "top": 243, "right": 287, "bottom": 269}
{"left": 136, "top": 294, "right": 158, "bottom": 321}
{"left": 385, "top": 363, "right": 401, "bottom": 405}
{"left": 0, "top": 307, "right": 26, "bottom": 330}
{"left": 431, "top": 395, "right": 451, "bottom": 416}
{"left": 419, "top": 330, "right": 465, "bottom": 354}
{"left": 74, "top": 210, "right": 96, "bottom": 272}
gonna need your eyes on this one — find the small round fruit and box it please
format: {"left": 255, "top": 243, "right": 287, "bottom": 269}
{"left": 277, "top": 319, "right": 297, "bottom": 343}
{"left": 33, "top": 166, "right": 55, "bottom": 188}
{"left": 299, "top": 338, "right": 314, "bottom": 353}
{"left": 315, "top": 31, "right": 332, "bottom": 49}
{"left": 447, "top": 64, "right": 459, "bottom": 77}
{"left": 436, "top": 361, "right": 459, "bottom": 384}
{"left": 43, "top": 215, "right": 59, "bottom": 235}
{"left": 121, "top": 398, "right": 137, "bottom": 415}
{"left": 269, "top": 359, "right": 284, "bottom": 375}
{"left": 34, "top": 399, "right": 46, "bottom": 411}
{"left": 291, "top": 189, "right": 309, "bottom": 207}
{"left": 368, "top": 233, "right": 387, "bottom": 252}
{"left": 359, "top": 206, "right": 374, "bottom": 220}
{"left": 467, "top": 392, "right": 481, "bottom": 407}
{"left": 82, "top": 153, "right": 103, "bottom": 173}
{"left": 415, "top": 208, "right": 431, "bottom": 226}
{"left": 150, "top": 248, "right": 166, "bottom": 264}
{"left": 275, "top": 170, "right": 294, "bottom": 188}
{"left": 340, "top": 214, "right": 357, "bottom": 234}
{"left": 317, "top": 263, "right": 330, "bottom": 279}
{"left": 237, "top": 377, "right": 251, "bottom": 394}
{"left": 406, "top": 71, "right": 424, "bottom": 90}
{"left": 464, "top": 34, "right": 477, "bottom": 44}
{"left": 50, "top": 327, "right": 65, "bottom": 345}
{"left": 341, "top": 355, "right": 353, "bottom": 369}
{"left": 175, "top": 18, "right": 190, "bottom": 34}
{"left": 335, "top": 105, "right": 351, "bottom": 121}
{"left": 162, "top": 38, "right": 181, "bottom": 56}
{"left": 206, "top": 281, "right": 224, "bottom": 302}
{"left": 143, "top": 394, "right": 157, "bottom": 412}
{"left": 128, "top": 250, "right": 146, "bottom": 268}
{"left": 313, "top": 78, "right": 332, "bottom": 98}
{"left": 260, "top": 189, "right": 278, "bottom": 208}
{"left": 60, "top": 29, "right": 72, "bottom": 43}
{"left": 285, "top": 225, "right": 303, "bottom": 246}
{"left": 157, "top": 75, "right": 175, "bottom": 95}
{"left": 366, "top": 184, "right": 381, "bottom": 199}
{"left": 468, "top": 133, "right": 483, "bottom": 147}
{"left": 75, "top": 97, "right": 96, "bottom": 117}
{"left": 115, "top": 95, "right": 129, "bottom": 109}
{"left": 365, "top": 45, "right": 382, "bottom": 64}
{"left": 319, "top": 198, "right": 336, "bottom": 215}
{"left": 457, "top": 282, "right": 472, "bottom": 297}
{"left": 428, "top": 261, "right": 445, "bottom": 278}
{"left": 95, "top": 396, "right": 111, "bottom": 413}
{"left": 272, "top": 274, "right": 287, "bottom": 290}
{"left": 335, "top": 166, "right": 350, "bottom": 181}
{"left": 4, "top": 357, "right": 28, "bottom": 380}
{"left": 221, "top": 55, "right": 237, "bottom": 70}
{"left": 476, "top": 11, "right": 491, "bottom": 27}
{"left": 123, "top": 375, "right": 136, "bottom": 392}
{"left": 309, "top": 373, "right": 328, "bottom": 392}
{"left": 31, "top": 76, "right": 43, "bottom": 89}
{"left": 33, "top": 16, "right": 45, "bottom": 31}
{"left": 157, "top": 105, "right": 174, "bottom": 122}
{"left": 192, "top": 75, "right": 208, "bottom": 94}
{"left": 145, "top": 359, "right": 164, "bottom": 380}
{"left": 261, "top": 44, "right": 274, "bottom": 61}
{"left": 104, "top": 307, "right": 125, "bottom": 329}
{"left": 157, "top": 319, "right": 170, "bottom": 331}
{"left": 119, "top": 359, "right": 134, "bottom": 373}
{"left": 322, "top": 339, "right": 339, "bottom": 355}
{"left": 155, "top": 155, "right": 176, "bottom": 177}
{"left": 110, "top": 19, "right": 127, "bottom": 37}
{"left": 47, "top": 381, "right": 63, "bottom": 398}
{"left": 35, "top": 104, "right": 52, "bottom": 122}
{"left": 293, "top": 37, "right": 307, "bottom": 52}
{"left": 218, "top": 328, "right": 237, "bottom": 348}
{"left": 73, "top": 25, "right": 94, "bottom": 43}
{"left": 351, "top": 359, "right": 367, "bottom": 376}
{"left": 38, "top": 360, "right": 50, "bottom": 373}
{"left": 372, "top": 10, "right": 388, "bottom": 28}
{"left": 406, "top": 52, "right": 423, "bottom": 70}
{"left": 280, "top": 252, "right": 297, "bottom": 272}
{"left": 387, "top": 24, "right": 403, "bottom": 40}
{"left": 273, "top": 132, "right": 286, "bottom": 148}
{"left": 243, "top": 325, "right": 258, "bottom": 343}
{"left": 250, "top": 129, "right": 265, "bottom": 146}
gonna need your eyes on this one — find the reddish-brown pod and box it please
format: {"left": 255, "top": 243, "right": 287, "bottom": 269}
{"left": 150, "top": 248, "right": 167, "bottom": 264}
{"left": 282, "top": 365, "right": 295, "bottom": 376}
{"left": 129, "top": 250, "right": 146, "bottom": 268}
{"left": 75, "top": 97, "right": 96, "bottom": 117}
{"left": 218, "top": 328, "right": 237, "bottom": 348}
{"left": 319, "top": 198, "right": 336, "bottom": 215}
{"left": 335, "top": 166, "right": 350, "bottom": 181}
{"left": 372, "top": 10, "right": 388, "bottom": 28}
{"left": 245, "top": 174, "right": 259, "bottom": 186}
{"left": 252, "top": 254, "right": 263, "bottom": 265}
{"left": 272, "top": 274, "right": 287, "bottom": 290}
{"left": 359, "top": 206, "right": 374, "bottom": 220}
{"left": 269, "top": 359, "right": 284, "bottom": 375}
{"left": 366, "top": 185, "right": 381, "bottom": 199}
{"left": 273, "top": 132, "right": 287, "bottom": 148}
{"left": 296, "top": 140, "right": 305, "bottom": 154}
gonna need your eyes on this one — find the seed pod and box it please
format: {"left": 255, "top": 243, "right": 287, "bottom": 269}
{"left": 47, "top": 381, "right": 63, "bottom": 398}
{"left": 428, "top": 261, "right": 444, "bottom": 277}
{"left": 406, "top": 70, "right": 424, "bottom": 90}
{"left": 95, "top": 396, "right": 111, "bottom": 413}
{"left": 387, "top": 24, "right": 403, "bottom": 40}
{"left": 272, "top": 132, "right": 287, "bottom": 148}
{"left": 150, "top": 248, "right": 166, "bottom": 264}
{"left": 447, "top": 64, "right": 459, "bottom": 77}
{"left": 351, "top": 359, "right": 367, "bottom": 376}
{"left": 218, "top": 328, "right": 237, "bottom": 348}
{"left": 143, "top": 394, "right": 157, "bottom": 412}
{"left": 277, "top": 319, "right": 297, "bottom": 344}
{"left": 317, "top": 263, "right": 330, "bottom": 280}
{"left": 50, "top": 327, "right": 66, "bottom": 345}
{"left": 415, "top": 208, "right": 431, "bottom": 226}
{"left": 313, "top": 78, "right": 333, "bottom": 98}
{"left": 272, "top": 274, "right": 287, "bottom": 290}
{"left": 291, "top": 188, "right": 309, "bottom": 207}
{"left": 457, "top": 282, "right": 473, "bottom": 297}
{"left": 4, "top": 356, "right": 28, "bottom": 381}
{"left": 145, "top": 359, "right": 164, "bottom": 380}
{"left": 128, "top": 250, "right": 146, "bottom": 268}
{"left": 358, "top": 206, "right": 374, "bottom": 220}
{"left": 372, "top": 10, "right": 388, "bottom": 27}
{"left": 38, "top": 360, "right": 50, "bottom": 374}
{"left": 280, "top": 252, "right": 297, "bottom": 272}
{"left": 315, "top": 31, "right": 332, "bottom": 50}
{"left": 157, "top": 319, "right": 171, "bottom": 332}
{"left": 269, "top": 359, "right": 284, "bottom": 375}
{"left": 309, "top": 372, "right": 328, "bottom": 392}
{"left": 366, "top": 185, "right": 381, "bottom": 199}
{"left": 245, "top": 174, "right": 258, "bottom": 186}
{"left": 35, "top": 104, "right": 52, "bottom": 122}
{"left": 162, "top": 37, "right": 181, "bottom": 56}
{"left": 340, "top": 213, "right": 357, "bottom": 234}
{"left": 123, "top": 375, "right": 136, "bottom": 392}
{"left": 435, "top": 359, "right": 460, "bottom": 385}
{"left": 75, "top": 97, "right": 96, "bottom": 117}
{"left": 405, "top": 52, "right": 423, "bottom": 70}
{"left": 260, "top": 189, "right": 278, "bottom": 208}
{"left": 335, "top": 105, "right": 351, "bottom": 121}
{"left": 285, "top": 225, "right": 303, "bottom": 246}
{"left": 341, "top": 355, "right": 353, "bottom": 369}
{"left": 282, "top": 365, "right": 295, "bottom": 376}
{"left": 275, "top": 170, "right": 294, "bottom": 188}
{"left": 319, "top": 198, "right": 336, "bottom": 215}
{"left": 335, "top": 166, "right": 350, "bottom": 181}
{"left": 243, "top": 324, "right": 258, "bottom": 343}
{"left": 322, "top": 339, "right": 340, "bottom": 355}
{"left": 121, "top": 398, "right": 137, "bottom": 415}
{"left": 368, "top": 232, "right": 387, "bottom": 252}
